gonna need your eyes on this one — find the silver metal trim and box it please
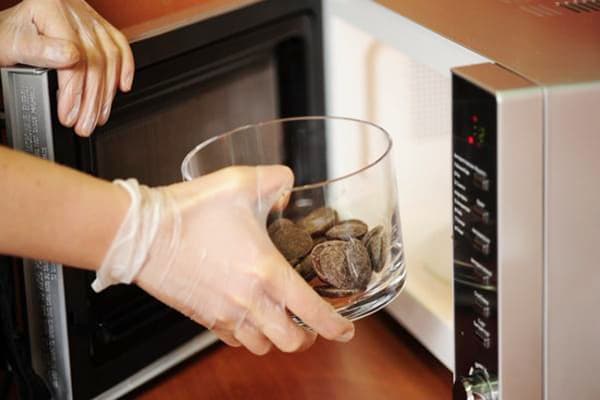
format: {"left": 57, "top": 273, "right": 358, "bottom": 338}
{"left": 543, "top": 81, "right": 600, "bottom": 400}
{"left": 93, "top": 331, "right": 218, "bottom": 400}
{"left": 542, "top": 85, "right": 549, "bottom": 400}
{"left": 497, "top": 81, "right": 544, "bottom": 400}
{"left": 1, "top": 67, "right": 74, "bottom": 399}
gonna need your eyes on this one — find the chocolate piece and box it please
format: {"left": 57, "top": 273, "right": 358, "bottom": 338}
{"left": 362, "top": 225, "right": 387, "bottom": 272}
{"left": 312, "top": 241, "right": 348, "bottom": 288}
{"left": 268, "top": 218, "right": 313, "bottom": 261}
{"left": 312, "top": 239, "right": 372, "bottom": 289}
{"left": 297, "top": 207, "right": 338, "bottom": 236}
{"left": 345, "top": 238, "right": 373, "bottom": 289}
{"left": 267, "top": 218, "right": 292, "bottom": 235}
{"left": 314, "top": 285, "right": 361, "bottom": 298}
{"left": 325, "top": 219, "right": 368, "bottom": 240}
{"left": 312, "top": 236, "right": 328, "bottom": 246}
{"left": 294, "top": 255, "right": 316, "bottom": 282}
{"left": 361, "top": 225, "right": 380, "bottom": 246}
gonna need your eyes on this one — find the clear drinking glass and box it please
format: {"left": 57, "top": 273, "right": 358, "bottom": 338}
{"left": 181, "top": 116, "right": 405, "bottom": 321}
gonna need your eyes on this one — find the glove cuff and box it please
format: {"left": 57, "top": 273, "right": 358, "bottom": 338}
{"left": 91, "top": 179, "right": 163, "bottom": 292}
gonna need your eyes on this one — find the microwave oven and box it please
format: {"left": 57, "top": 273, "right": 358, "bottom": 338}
{"left": 324, "top": 1, "right": 600, "bottom": 399}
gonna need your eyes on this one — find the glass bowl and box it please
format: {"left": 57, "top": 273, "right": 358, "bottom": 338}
{"left": 181, "top": 116, "right": 405, "bottom": 322}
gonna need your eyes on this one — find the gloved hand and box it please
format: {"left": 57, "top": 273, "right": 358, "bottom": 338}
{"left": 0, "top": 0, "right": 134, "bottom": 136}
{"left": 93, "top": 166, "right": 355, "bottom": 354}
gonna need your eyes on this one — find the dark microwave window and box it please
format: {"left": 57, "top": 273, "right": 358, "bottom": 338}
{"left": 94, "top": 56, "right": 280, "bottom": 186}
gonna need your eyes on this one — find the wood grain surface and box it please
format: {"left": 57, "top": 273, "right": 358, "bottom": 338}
{"left": 1, "top": 0, "right": 236, "bottom": 28}
{"left": 1, "top": 0, "right": 259, "bottom": 42}
{"left": 128, "top": 313, "right": 452, "bottom": 400}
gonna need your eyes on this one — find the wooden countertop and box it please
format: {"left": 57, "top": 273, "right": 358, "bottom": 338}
{"left": 128, "top": 313, "right": 452, "bottom": 400}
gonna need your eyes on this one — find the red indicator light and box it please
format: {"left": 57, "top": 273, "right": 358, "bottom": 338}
{"left": 471, "top": 115, "right": 479, "bottom": 123}
{"left": 467, "top": 136, "right": 475, "bottom": 145}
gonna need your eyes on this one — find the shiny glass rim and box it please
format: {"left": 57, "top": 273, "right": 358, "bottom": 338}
{"left": 181, "top": 115, "right": 393, "bottom": 191}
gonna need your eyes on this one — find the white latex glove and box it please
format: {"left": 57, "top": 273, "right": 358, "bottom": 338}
{"left": 0, "top": 0, "right": 134, "bottom": 136}
{"left": 93, "top": 166, "right": 355, "bottom": 354}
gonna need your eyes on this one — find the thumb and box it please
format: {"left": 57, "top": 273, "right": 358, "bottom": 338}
{"left": 15, "top": 34, "right": 79, "bottom": 68}
{"left": 256, "top": 165, "right": 295, "bottom": 214}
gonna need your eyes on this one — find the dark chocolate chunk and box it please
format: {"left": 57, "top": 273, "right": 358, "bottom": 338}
{"left": 267, "top": 218, "right": 292, "bottom": 235}
{"left": 312, "top": 239, "right": 372, "bottom": 289}
{"left": 314, "top": 286, "right": 361, "bottom": 298}
{"left": 268, "top": 218, "right": 313, "bottom": 261}
{"left": 294, "top": 255, "right": 316, "bottom": 282}
{"left": 362, "top": 225, "right": 387, "bottom": 272}
{"left": 345, "top": 238, "right": 373, "bottom": 289}
{"left": 312, "top": 236, "right": 328, "bottom": 246}
{"left": 325, "top": 219, "right": 368, "bottom": 240}
{"left": 312, "top": 241, "right": 348, "bottom": 288}
{"left": 297, "top": 207, "right": 338, "bottom": 236}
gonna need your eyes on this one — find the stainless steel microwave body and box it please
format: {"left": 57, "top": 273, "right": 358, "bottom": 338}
{"left": 373, "top": 1, "right": 600, "bottom": 399}
{"left": 452, "top": 63, "right": 600, "bottom": 400}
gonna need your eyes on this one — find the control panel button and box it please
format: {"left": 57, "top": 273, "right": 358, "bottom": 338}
{"left": 474, "top": 290, "right": 491, "bottom": 318}
{"left": 473, "top": 319, "right": 491, "bottom": 349}
{"left": 471, "top": 257, "right": 492, "bottom": 285}
{"left": 473, "top": 171, "right": 490, "bottom": 191}
{"left": 473, "top": 235, "right": 491, "bottom": 255}
{"left": 472, "top": 204, "right": 490, "bottom": 224}
{"left": 455, "top": 367, "right": 498, "bottom": 400}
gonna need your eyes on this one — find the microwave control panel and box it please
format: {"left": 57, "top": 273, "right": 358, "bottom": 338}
{"left": 452, "top": 75, "right": 499, "bottom": 400}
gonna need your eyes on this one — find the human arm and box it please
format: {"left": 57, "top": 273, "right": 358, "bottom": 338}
{"left": 0, "top": 145, "right": 129, "bottom": 269}
{"left": 0, "top": 146, "right": 355, "bottom": 354}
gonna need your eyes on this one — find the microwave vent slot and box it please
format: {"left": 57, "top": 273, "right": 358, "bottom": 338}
{"left": 497, "top": 0, "right": 563, "bottom": 17}
{"left": 521, "top": 4, "right": 563, "bottom": 16}
{"left": 556, "top": 0, "right": 600, "bottom": 13}
{"left": 498, "top": 0, "right": 600, "bottom": 15}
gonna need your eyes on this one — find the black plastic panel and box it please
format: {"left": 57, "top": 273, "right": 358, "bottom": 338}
{"left": 452, "top": 74, "right": 498, "bottom": 396}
